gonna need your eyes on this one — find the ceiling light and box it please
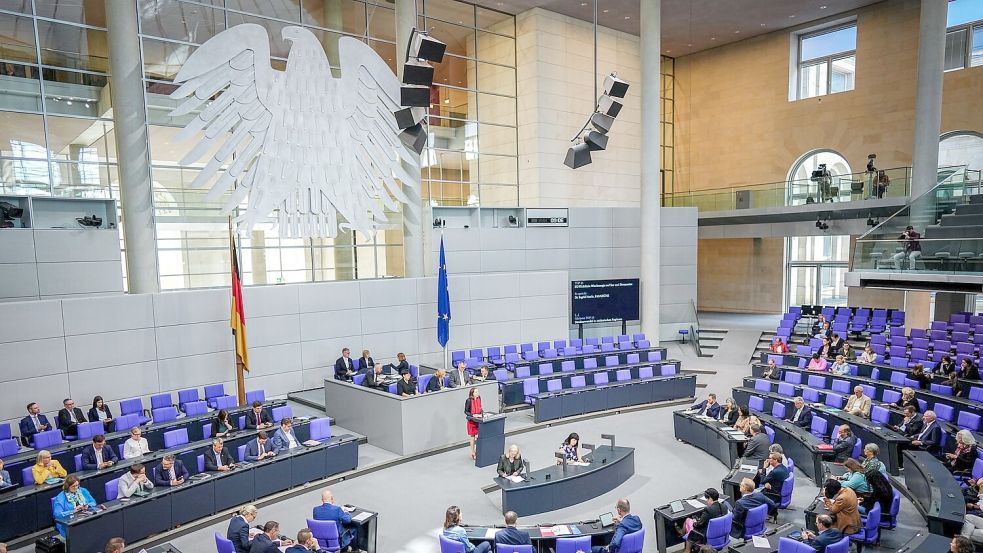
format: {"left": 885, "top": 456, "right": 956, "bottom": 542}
{"left": 734, "top": 30, "right": 740, "bottom": 34}
{"left": 624, "top": 16, "right": 630, "bottom": 20}
{"left": 443, "top": 98, "right": 450, "bottom": 104}
{"left": 760, "top": 23, "right": 766, "bottom": 26}
{"left": 66, "top": 99, "right": 73, "bottom": 105}
{"left": 603, "top": 9, "right": 609, "bottom": 13}
{"left": 84, "top": 102, "right": 90, "bottom": 108}
{"left": 789, "top": 14, "right": 796, "bottom": 18}
{"left": 820, "top": 5, "right": 828, "bottom": 9}
{"left": 581, "top": 2, "right": 587, "bottom": 5}
{"left": 710, "top": 37, "right": 716, "bottom": 40}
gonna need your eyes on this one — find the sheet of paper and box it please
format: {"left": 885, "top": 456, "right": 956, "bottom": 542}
{"left": 685, "top": 499, "right": 705, "bottom": 508}
{"left": 552, "top": 525, "right": 571, "bottom": 536}
{"left": 302, "top": 440, "right": 321, "bottom": 446}
{"left": 508, "top": 475, "right": 524, "bottom": 483}
{"left": 484, "top": 528, "right": 497, "bottom": 539}
{"left": 352, "top": 512, "right": 373, "bottom": 522}
{"left": 739, "top": 464, "right": 757, "bottom": 472}
{"left": 752, "top": 535, "right": 770, "bottom": 548}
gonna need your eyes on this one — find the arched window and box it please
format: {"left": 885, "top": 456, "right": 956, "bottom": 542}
{"left": 787, "top": 149, "right": 853, "bottom": 204}
{"left": 939, "top": 131, "right": 983, "bottom": 172}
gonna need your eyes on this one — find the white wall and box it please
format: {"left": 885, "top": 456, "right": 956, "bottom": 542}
{"left": 0, "top": 272, "right": 567, "bottom": 432}
{"left": 427, "top": 206, "right": 698, "bottom": 341}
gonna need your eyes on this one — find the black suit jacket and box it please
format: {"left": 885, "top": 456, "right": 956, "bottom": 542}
{"left": 152, "top": 460, "right": 189, "bottom": 486}
{"left": 693, "top": 501, "right": 727, "bottom": 534}
{"left": 897, "top": 416, "right": 923, "bottom": 437}
{"left": 397, "top": 378, "right": 417, "bottom": 396}
{"left": 494, "top": 527, "right": 532, "bottom": 546}
{"left": 228, "top": 515, "right": 252, "bottom": 553}
{"left": 896, "top": 397, "right": 920, "bottom": 412}
{"left": 832, "top": 435, "right": 857, "bottom": 462}
{"left": 364, "top": 370, "right": 387, "bottom": 390}
{"left": 81, "top": 444, "right": 119, "bottom": 470}
{"left": 357, "top": 356, "right": 374, "bottom": 372}
{"left": 205, "top": 447, "right": 236, "bottom": 471}
{"left": 57, "top": 407, "right": 86, "bottom": 431}
{"left": 788, "top": 405, "right": 813, "bottom": 428}
{"left": 19, "top": 414, "right": 52, "bottom": 445}
{"left": 743, "top": 433, "right": 770, "bottom": 462}
{"left": 87, "top": 406, "right": 113, "bottom": 424}
{"left": 334, "top": 356, "right": 354, "bottom": 380}
{"left": 248, "top": 534, "right": 280, "bottom": 553}
{"left": 245, "top": 409, "right": 272, "bottom": 429}
{"left": 913, "top": 421, "right": 941, "bottom": 452}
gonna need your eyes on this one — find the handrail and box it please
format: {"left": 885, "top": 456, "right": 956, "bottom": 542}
{"left": 858, "top": 165, "right": 973, "bottom": 239}
{"left": 690, "top": 299, "right": 703, "bottom": 356}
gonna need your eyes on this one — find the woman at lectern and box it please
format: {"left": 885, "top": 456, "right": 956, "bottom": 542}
{"left": 465, "top": 388, "right": 483, "bottom": 460}
{"left": 557, "top": 432, "right": 582, "bottom": 464}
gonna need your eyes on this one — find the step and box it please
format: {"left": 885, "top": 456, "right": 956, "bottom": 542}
{"left": 969, "top": 194, "right": 983, "bottom": 205}
{"left": 956, "top": 203, "right": 983, "bottom": 215}
{"left": 940, "top": 213, "right": 983, "bottom": 227}
{"left": 922, "top": 224, "right": 983, "bottom": 240}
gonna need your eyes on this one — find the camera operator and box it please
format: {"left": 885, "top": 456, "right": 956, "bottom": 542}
{"left": 811, "top": 164, "right": 834, "bottom": 202}
{"left": 891, "top": 225, "right": 921, "bottom": 270}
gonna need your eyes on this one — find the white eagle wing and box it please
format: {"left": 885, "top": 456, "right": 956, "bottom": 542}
{"left": 168, "top": 23, "right": 276, "bottom": 212}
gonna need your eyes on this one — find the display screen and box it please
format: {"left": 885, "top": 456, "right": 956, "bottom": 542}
{"left": 571, "top": 279, "right": 640, "bottom": 324}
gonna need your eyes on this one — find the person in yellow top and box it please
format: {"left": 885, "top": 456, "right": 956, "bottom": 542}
{"left": 32, "top": 450, "right": 68, "bottom": 485}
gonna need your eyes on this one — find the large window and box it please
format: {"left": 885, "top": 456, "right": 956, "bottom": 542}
{"left": 944, "top": 0, "right": 983, "bottom": 71}
{"left": 786, "top": 235, "right": 850, "bottom": 309}
{"left": 796, "top": 24, "right": 856, "bottom": 100}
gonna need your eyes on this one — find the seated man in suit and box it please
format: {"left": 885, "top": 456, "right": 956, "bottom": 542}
{"left": 205, "top": 438, "right": 237, "bottom": 472}
{"left": 245, "top": 401, "right": 274, "bottom": 430}
{"left": 731, "top": 478, "right": 776, "bottom": 538}
{"left": 591, "top": 498, "right": 642, "bottom": 553}
{"left": 249, "top": 521, "right": 293, "bottom": 553}
{"left": 786, "top": 396, "right": 813, "bottom": 428}
{"left": 245, "top": 431, "right": 276, "bottom": 462}
{"left": 57, "top": 398, "right": 87, "bottom": 437}
{"left": 495, "top": 511, "right": 532, "bottom": 546}
{"left": 285, "top": 528, "right": 324, "bottom": 553}
{"left": 385, "top": 352, "right": 411, "bottom": 375}
{"left": 313, "top": 489, "right": 357, "bottom": 549}
{"left": 228, "top": 504, "right": 259, "bottom": 553}
{"left": 680, "top": 488, "right": 727, "bottom": 553}
{"left": 742, "top": 423, "right": 770, "bottom": 463}
{"left": 448, "top": 361, "right": 472, "bottom": 388}
{"left": 831, "top": 425, "right": 857, "bottom": 463}
{"left": 910, "top": 410, "right": 941, "bottom": 454}
{"left": 758, "top": 453, "right": 789, "bottom": 515}
{"left": 152, "top": 454, "right": 188, "bottom": 487}
{"left": 892, "top": 405, "right": 923, "bottom": 436}
{"left": 363, "top": 365, "right": 388, "bottom": 391}
{"left": 845, "top": 386, "right": 872, "bottom": 418}
{"left": 81, "top": 434, "right": 118, "bottom": 470}
{"left": 271, "top": 418, "right": 301, "bottom": 453}
{"left": 334, "top": 348, "right": 355, "bottom": 382}
{"left": 829, "top": 333, "right": 845, "bottom": 353}
{"left": 800, "top": 514, "right": 843, "bottom": 553}
{"left": 690, "top": 393, "right": 721, "bottom": 418}
{"left": 397, "top": 371, "right": 418, "bottom": 397}
{"left": 19, "top": 402, "right": 52, "bottom": 446}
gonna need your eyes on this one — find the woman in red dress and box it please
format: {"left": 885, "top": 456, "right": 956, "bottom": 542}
{"left": 465, "top": 388, "right": 483, "bottom": 460}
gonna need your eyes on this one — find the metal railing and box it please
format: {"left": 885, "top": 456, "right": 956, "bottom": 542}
{"left": 851, "top": 166, "right": 983, "bottom": 275}
{"left": 663, "top": 166, "right": 916, "bottom": 211}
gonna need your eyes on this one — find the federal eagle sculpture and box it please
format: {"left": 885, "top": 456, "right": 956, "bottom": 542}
{"left": 169, "top": 24, "right": 419, "bottom": 239}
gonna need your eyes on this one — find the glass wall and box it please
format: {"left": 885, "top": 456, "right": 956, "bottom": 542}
{"left": 786, "top": 235, "right": 850, "bottom": 309}
{"left": 795, "top": 24, "right": 856, "bottom": 100}
{"left": 944, "top": 0, "right": 983, "bottom": 71}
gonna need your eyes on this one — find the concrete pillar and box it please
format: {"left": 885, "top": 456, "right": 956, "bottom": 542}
{"left": 933, "top": 292, "right": 975, "bottom": 322}
{"left": 904, "top": 291, "right": 932, "bottom": 332}
{"left": 106, "top": 0, "right": 159, "bottom": 293}
{"left": 910, "top": 0, "right": 947, "bottom": 224}
{"left": 639, "top": 0, "right": 662, "bottom": 341}
{"left": 395, "top": 0, "right": 425, "bottom": 278}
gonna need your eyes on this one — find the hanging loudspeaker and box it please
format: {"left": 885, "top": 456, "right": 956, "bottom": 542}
{"left": 603, "top": 73, "right": 630, "bottom": 98}
{"left": 597, "top": 95, "right": 622, "bottom": 118}
{"left": 411, "top": 33, "right": 447, "bottom": 63}
{"left": 402, "top": 60, "right": 435, "bottom": 86}
{"left": 584, "top": 131, "right": 608, "bottom": 151}
{"left": 563, "top": 142, "right": 592, "bottom": 169}
{"left": 590, "top": 112, "right": 615, "bottom": 134}
{"left": 394, "top": 106, "right": 426, "bottom": 130}
{"left": 400, "top": 85, "right": 431, "bottom": 108}
{"left": 399, "top": 123, "right": 428, "bottom": 155}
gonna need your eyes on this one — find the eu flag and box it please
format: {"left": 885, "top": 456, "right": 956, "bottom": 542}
{"left": 437, "top": 236, "right": 451, "bottom": 348}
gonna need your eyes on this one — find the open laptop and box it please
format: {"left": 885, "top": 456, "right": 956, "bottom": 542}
{"left": 598, "top": 512, "right": 615, "bottom": 527}
{"left": 669, "top": 501, "right": 684, "bottom": 513}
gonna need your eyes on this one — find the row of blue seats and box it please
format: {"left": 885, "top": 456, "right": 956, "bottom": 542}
{"left": 451, "top": 334, "right": 651, "bottom": 367}
{"left": 522, "top": 364, "right": 677, "bottom": 405}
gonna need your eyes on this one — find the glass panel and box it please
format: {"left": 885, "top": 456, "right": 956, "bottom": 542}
{"left": 0, "top": 62, "right": 42, "bottom": 112}
{"left": 0, "top": 0, "right": 32, "bottom": 14}
{"left": 945, "top": 28, "right": 968, "bottom": 71}
{"left": 948, "top": 0, "right": 983, "bottom": 28}
{"left": 972, "top": 25, "right": 983, "bottom": 67}
{"left": 798, "top": 61, "right": 827, "bottom": 99}
{"left": 477, "top": 123, "right": 516, "bottom": 156}
{"left": 42, "top": 69, "right": 111, "bottom": 116}
{"left": 430, "top": 85, "right": 472, "bottom": 119}
{"left": 422, "top": 0, "right": 475, "bottom": 27}
{"left": 830, "top": 55, "right": 855, "bottom": 93}
{"left": 225, "top": 14, "right": 292, "bottom": 58}
{"left": 432, "top": 54, "right": 472, "bottom": 89}
{"left": 422, "top": 149, "right": 472, "bottom": 182}
{"left": 365, "top": 3, "right": 394, "bottom": 41}
{"left": 303, "top": 0, "right": 367, "bottom": 35}
{"left": 477, "top": 92, "right": 514, "bottom": 125}
{"left": 476, "top": 61, "right": 515, "bottom": 96}
{"left": 420, "top": 18, "right": 473, "bottom": 59}
{"left": 476, "top": 6, "right": 514, "bottom": 36}
{"left": 787, "top": 266, "right": 818, "bottom": 307}
{"left": 138, "top": 0, "right": 227, "bottom": 44}
{"left": 35, "top": 0, "right": 107, "bottom": 27}
{"left": 789, "top": 236, "right": 849, "bottom": 263}
{"left": 0, "top": 111, "right": 49, "bottom": 195}
{"left": 226, "top": 0, "right": 301, "bottom": 22}
{"left": 476, "top": 31, "right": 514, "bottom": 66}
{"left": 142, "top": 38, "right": 197, "bottom": 82}
{"left": 367, "top": 39, "right": 396, "bottom": 74}
{"left": 0, "top": 13, "right": 39, "bottom": 64}
{"left": 819, "top": 266, "right": 848, "bottom": 306}
{"left": 800, "top": 25, "right": 856, "bottom": 62}
{"left": 46, "top": 115, "right": 115, "bottom": 163}
{"left": 37, "top": 20, "right": 109, "bottom": 73}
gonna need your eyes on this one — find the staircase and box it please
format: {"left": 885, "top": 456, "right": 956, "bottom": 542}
{"left": 697, "top": 328, "right": 727, "bottom": 357}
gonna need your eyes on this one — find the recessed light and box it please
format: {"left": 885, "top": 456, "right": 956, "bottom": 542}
{"left": 734, "top": 30, "right": 740, "bottom": 34}
{"left": 760, "top": 23, "right": 766, "bottom": 27}
{"left": 820, "top": 5, "right": 828, "bottom": 9}
{"left": 581, "top": 2, "right": 587, "bottom": 5}
{"left": 66, "top": 99, "right": 73, "bottom": 105}
{"left": 443, "top": 98, "right": 450, "bottom": 104}
{"left": 789, "top": 14, "right": 796, "bottom": 18}
{"left": 710, "top": 37, "right": 716, "bottom": 40}
{"left": 624, "top": 16, "right": 630, "bottom": 20}
{"left": 603, "top": 9, "right": 609, "bottom": 13}
{"left": 687, "top": 43, "right": 692, "bottom": 46}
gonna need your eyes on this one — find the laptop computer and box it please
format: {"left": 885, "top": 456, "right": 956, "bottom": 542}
{"left": 669, "top": 501, "right": 684, "bottom": 513}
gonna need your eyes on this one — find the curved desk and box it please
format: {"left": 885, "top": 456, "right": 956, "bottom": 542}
{"left": 463, "top": 519, "right": 614, "bottom": 552}
{"left": 496, "top": 445, "right": 634, "bottom": 516}
{"left": 672, "top": 410, "right": 748, "bottom": 467}
{"left": 902, "top": 450, "right": 965, "bottom": 536}
{"left": 745, "top": 412, "right": 828, "bottom": 486}
{"left": 534, "top": 374, "right": 695, "bottom": 423}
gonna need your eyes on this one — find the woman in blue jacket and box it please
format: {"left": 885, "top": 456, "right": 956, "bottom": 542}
{"left": 53, "top": 475, "right": 97, "bottom": 536}
{"left": 442, "top": 505, "right": 490, "bottom": 553}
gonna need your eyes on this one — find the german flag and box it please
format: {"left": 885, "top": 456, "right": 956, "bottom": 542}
{"left": 230, "top": 227, "right": 249, "bottom": 372}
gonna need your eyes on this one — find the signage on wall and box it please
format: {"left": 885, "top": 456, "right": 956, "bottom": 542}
{"left": 526, "top": 208, "right": 569, "bottom": 227}
{"left": 571, "top": 279, "right": 640, "bottom": 324}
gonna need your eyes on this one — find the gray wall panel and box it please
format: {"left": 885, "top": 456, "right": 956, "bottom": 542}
{"left": 0, "top": 263, "right": 40, "bottom": 299}
{"left": 0, "top": 231, "right": 36, "bottom": 263}
{"left": 65, "top": 328, "right": 158, "bottom": 371}
{"left": 0, "top": 299, "right": 64, "bottom": 342}
{"left": 62, "top": 294, "right": 155, "bottom": 335}
{"left": 36, "top": 261, "right": 123, "bottom": 295}
{"left": 0, "top": 337, "right": 67, "bottom": 382}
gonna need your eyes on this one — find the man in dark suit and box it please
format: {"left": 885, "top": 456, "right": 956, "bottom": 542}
{"left": 228, "top": 505, "right": 258, "bottom": 553}
{"left": 271, "top": 418, "right": 300, "bottom": 453}
{"left": 313, "top": 489, "right": 357, "bottom": 549}
{"left": 682, "top": 488, "right": 727, "bottom": 553}
{"left": 81, "top": 434, "right": 119, "bottom": 470}
{"left": 244, "top": 431, "right": 276, "bottom": 462}
{"left": 759, "top": 453, "right": 789, "bottom": 515}
{"left": 57, "top": 398, "right": 87, "bottom": 437}
{"left": 892, "top": 405, "right": 923, "bottom": 436}
{"left": 19, "top": 402, "right": 52, "bottom": 446}
{"left": 334, "top": 348, "right": 355, "bottom": 381}
{"left": 742, "top": 423, "right": 770, "bottom": 462}
{"left": 690, "top": 394, "right": 721, "bottom": 418}
{"left": 731, "top": 478, "right": 776, "bottom": 538}
{"left": 245, "top": 401, "right": 273, "bottom": 430}
{"left": 786, "top": 397, "right": 813, "bottom": 429}
{"left": 363, "top": 365, "right": 388, "bottom": 391}
{"left": 829, "top": 333, "right": 845, "bottom": 352}
{"left": 591, "top": 498, "right": 641, "bottom": 553}
{"left": 831, "top": 425, "right": 857, "bottom": 462}
{"left": 249, "top": 521, "right": 293, "bottom": 553}
{"left": 205, "top": 438, "right": 237, "bottom": 472}
{"left": 911, "top": 410, "right": 941, "bottom": 454}
{"left": 801, "top": 514, "right": 843, "bottom": 553}
{"left": 494, "top": 511, "right": 532, "bottom": 546}
{"left": 152, "top": 454, "right": 188, "bottom": 487}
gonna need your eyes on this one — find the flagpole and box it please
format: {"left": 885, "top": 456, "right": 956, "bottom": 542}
{"left": 230, "top": 217, "right": 246, "bottom": 406}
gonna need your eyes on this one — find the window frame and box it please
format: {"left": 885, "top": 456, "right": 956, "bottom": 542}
{"left": 796, "top": 23, "right": 857, "bottom": 100}
{"left": 944, "top": 20, "right": 983, "bottom": 72}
